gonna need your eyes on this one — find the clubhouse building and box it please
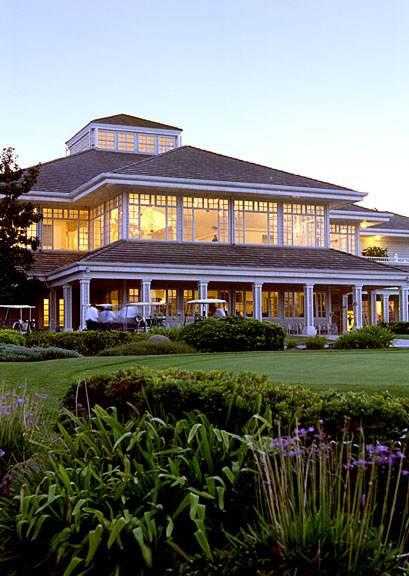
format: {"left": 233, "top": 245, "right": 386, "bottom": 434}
{"left": 19, "top": 113, "right": 409, "bottom": 334}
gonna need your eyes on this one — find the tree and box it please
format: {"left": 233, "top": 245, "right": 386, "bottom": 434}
{"left": 0, "top": 147, "right": 42, "bottom": 303}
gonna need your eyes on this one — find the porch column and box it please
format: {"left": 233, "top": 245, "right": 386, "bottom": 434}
{"left": 252, "top": 282, "right": 263, "bottom": 321}
{"left": 342, "top": 294, "right": 349, "bottom": 333}
{"left": 399, "top": 286, "right": 409, "bottom": 322}
{"left": 141, "top": 279, "right": 151, "bottom": 318}
{"left": 303, "top": 283, "right": 316, "bottom": 336}
{"left": 62, "top": 284, "right": 73, "bottom": 332}
{"left": 49, "top": 287, "right": 57, "bottom": 332}
{"left": 370, "top": 290, "right": 378, "bottom": 325}
{"left": 79, "top": 277, "right": 91, "bottom": 330}
{"left": 197, "top": 280, "right": 208, "bottom": 316}
{"left": 382, "top": 293, "right": 390, "bottom": 323}
{"left": 352, "top": 284, "right": 363, "bottom": 329}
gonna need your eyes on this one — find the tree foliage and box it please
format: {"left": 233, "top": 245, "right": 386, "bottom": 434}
{"left": 0, "top": 147, "right": 42, "bottom": 303}
{"left": 362, "top": 245, "right": 388, "bottom": 258}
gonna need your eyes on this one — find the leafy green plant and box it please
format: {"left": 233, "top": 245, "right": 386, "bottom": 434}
{"left": 335, "top": 325, "right": 394, "bottom": 349}
{"left": 304, "top": 335, "right": 327, "bottom": 350}
{"left": 0, "top": 343, "right": 81, "bottom": 361}
{"left": 385, "top": 321, "right": 409, "bottom": 335}
{"left": 181, "top": 317, "right": 285, "bottom": 352}
{"left": 0, "top": 329, "right": 25, "bottom": 346}
{"left": 98, "top": 339, "right": 194, "bottom": 356}
{"left": 0, "top": 409, "right": 254, "bottom": 575}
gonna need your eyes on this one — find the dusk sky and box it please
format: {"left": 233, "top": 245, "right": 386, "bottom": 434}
{"left": 2, "top": 1, "right": 409, "bottom": 214}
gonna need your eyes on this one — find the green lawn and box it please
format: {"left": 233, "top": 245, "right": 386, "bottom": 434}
{"left": 2, "top": 349, "right": 409, "bottom": 409}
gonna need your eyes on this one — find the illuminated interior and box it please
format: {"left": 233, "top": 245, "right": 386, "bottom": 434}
{"left": 42, "top": 208, "right": 89, "bottom": 251}
{"left": 183, "top": 197, "right": 229, "bottom": 242}
{"left": 284, "top": 204, "right": 325, "bottom": 247}
{"left": 129, "top": 194, "right": 176, "bottom": 240}
{"left": 330, "top": 224, "right": 356, "bottom": 254}
{"left": 234, "top": 200, "right": 277, "bottom": 244}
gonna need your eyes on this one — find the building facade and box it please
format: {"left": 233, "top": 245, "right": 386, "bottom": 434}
{"left": 18, "top": 114, "right": 409, "bottom": 333}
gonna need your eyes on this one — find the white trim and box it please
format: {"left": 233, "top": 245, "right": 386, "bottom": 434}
{"left": 330, "top": 209, "right": 390, "bottom": 223}
{"left": 361, "top": 228, "right": 409, "bottom": 238}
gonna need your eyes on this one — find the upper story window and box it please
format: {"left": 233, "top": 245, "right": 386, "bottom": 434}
{"left": 330, "top": 224, "right": 356, "bottom": 254}
{"left": 91, "top": 205, "right": 104, "bottom": 249}
{"left": 284, "top": 203, "right": 325, "bottom": 247}
{"left": 138, "top": 134, "right": 156, "bottom": 154}
{"left": 159, "top": 135, "right": 177, "bottom": 153}
{"left": 97, "top": 130, "right": 115, "bottom": 150}
{"left": 42, "top": 208, "right": 89, "bottom": 251}
{"left": 183, "top": 197, "right": 229, "bottom": 243}
{"left": 118, "top": 131, "right": 135, "bottom": 152}
{"left": 234, "top": 200, "right": 277, "bottom": 245}
{"left": 128, "top": 193, "right": 176, "bottom": 241}
{"left": 107, "top": 196, "right": 121, "bottom": 243}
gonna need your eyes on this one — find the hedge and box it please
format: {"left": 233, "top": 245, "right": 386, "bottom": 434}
{"left": 62, "top": 367, "right": 409, "bottom": 437}
{"left": 0, "top": 344, "right": 81, "bottom": 362}
{"left": 98, "top": 339, "right": 194, "bottom": 356}
{"left": 25, "top": 330, "right": 136, "bottom": 356}
{"left": 180, "top": 316, "right": 285, "bottom": 352}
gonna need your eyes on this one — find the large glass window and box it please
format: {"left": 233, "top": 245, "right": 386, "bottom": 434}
{"left": 129, "top": 194, "right": 176, "bottom": 240}
{"left": 284, "top": 291, "right": 304, "bottom": 317}
{"left": 138, "top": 134, "right": 156, "bottom": 154}
{"left": 314, "top": 293, "right": 327, "bottom": 318}
{"left": 234, "top": 290, "right": 253, "bottom": 317}
{"left": 42, "top": 208, "right": 89, "bottom": 251}
{"left": 91, "top": 205, "right": 104, "bottom": 249}
{"left": 107, "top": 196, "right": 121, "bottom": 243}
{"left": 97, "top": 129, "right": 115, "bottom": 150}
{"left": 151, "top": 289, "right": 177, "bottom": 315}
{"left": 43, "top": 298, "right": 49, "bottom": 328}
{"left": 262, "top": 290, "right": 278, "bottom": 318}
{"left": 159, "top": 135, "right": 176, "bottom": 153}
{"left": 234, "top": 200, "right": 277, "bottom": 245}
{"left": 183, "top": 197, "right": 229, "bottom": 243}
{"left": 330, "top": 224, "right": 356, "bottom": 254}
{"left": 283, "top": 203, "right": 325, "bottom": 247}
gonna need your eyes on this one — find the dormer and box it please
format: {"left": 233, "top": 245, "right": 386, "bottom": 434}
{"left": 65, "top": 113, "right": 182, "bottom": 156}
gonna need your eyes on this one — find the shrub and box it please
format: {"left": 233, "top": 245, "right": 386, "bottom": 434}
{"left": 0, "top": 329, "right": 24, "bottom": 346}
{"left": 98, "top": 339, "right": 195, "bottom": 356}
{"left": 0, "top": 409, "right": 254, "bottom": 575}
{"left": 285, "top": 338, "right": 299, "bottom": 349}
{"left": 0, "top": 344, "right": 81, "bottom": 362}
{"left": 181, "top": 317, "right": 285, "bottom": 352}
{"left": 335, "top": 325, "right": 394, "bottom": 349}
{"left": 304, "top": 335, "right": 327, "bottom": 350}
{"left": 62, "top": 367, "right": 409, "bottom": 437}
{"left": 387, "top": 321, "right": 409, "bottom": 335}
{"left": 26, "top": 330, "right": 135, "bottom": 355}
{"left": 148, "top": 326, "right": 185, "bottom": 341}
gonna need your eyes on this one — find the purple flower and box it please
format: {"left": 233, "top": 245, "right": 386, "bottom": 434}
{"left": 0, "top": 449, "right": 5, "bottom": 458}
{"left": 15, "top": 397, "right": 24, "bottom": 406}
{"left": 402, "top": 470, "right": 409, "bottom": 477}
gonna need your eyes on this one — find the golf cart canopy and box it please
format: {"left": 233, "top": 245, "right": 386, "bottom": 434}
{"left": 186, "top": 299, "right": 226, "bottom": 305}
{"left": 0, "top": 305, "right": 36, "bottom": 309}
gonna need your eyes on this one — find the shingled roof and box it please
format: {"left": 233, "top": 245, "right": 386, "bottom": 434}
{"left": 32, "top": 149, "right": 151, "bottom": 193}
{"left": 366, "top": 212, "right": 409, "bottom": 232}
{"left": 78, "top": 240, "right": 396, "bottom": 273}
{"left": 90, "top": 113, "right": 182, "bottom": 131}
{"left": 30, "top": 251, "right": 83, "bottom": 278}
{"left": 114, "top": 146, "right": 356, "bottom": 191}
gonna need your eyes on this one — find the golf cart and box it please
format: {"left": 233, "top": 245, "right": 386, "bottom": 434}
{"left": 184, "top": 298, "right": 227, "bottom": 324}
{"left": 0, "top": 304, "right": 36, "bottom": 333}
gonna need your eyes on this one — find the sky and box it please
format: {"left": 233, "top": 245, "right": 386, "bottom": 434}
{"left": 1, "top": 0, "right": 409, "bottom": 214}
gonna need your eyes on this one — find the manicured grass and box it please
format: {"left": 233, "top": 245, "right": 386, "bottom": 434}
{"left": 2, "top": 349, "right": 409, "bottom": 409}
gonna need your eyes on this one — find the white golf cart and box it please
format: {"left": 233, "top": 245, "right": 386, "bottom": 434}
{"left": 184, "top": 298, "right": 227, "bottom": 324}
{"left": 0, "top": 304, "right": 36, "bottom": 333}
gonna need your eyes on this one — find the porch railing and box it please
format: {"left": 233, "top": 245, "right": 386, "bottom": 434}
{"left": 363, "top": 255, "right": 409, "bottom": 265}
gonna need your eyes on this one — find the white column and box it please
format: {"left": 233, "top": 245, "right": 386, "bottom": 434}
{"left": 352, "top": 284, "right": 363, "bottom": 329}
{"left": 399, "top": 286, "right": 409, "bottom": 322}
{"left": 370, "top": 290, "right": 378, "bottom": 325}
{"left": 49, "top": 287, "right": 57, "bottom": 332}
{"left": 176, "top": 197, "right": 184, "bottom": 241}
{"left": 324, "top": 206, "right": 331, "bottom": 248}
{"left": 198, "top": 280, "right": 208, "bottom": 317}
{"left": 277, "top": 204, "right": 284, "bottom": 246}
{"left": 252, "top": 282, "right": 263, "bottom": 321}
{"left": 228, "top": 199, "right": 235, "bottom": 244}
{"left": 62, "top": 284, "right": 73, "bottom": 332}
{"left": 141, "top": 279, "right": 152, "bottom": 318}
{"left": 342, "top": 294, "right": 349, "bottom": 333}
{"left": 303, "top": 284, "right": 316, "bottom": 336}
{"left": 79, "top": 278, "right": 91, "bottom": 330}
{"left": 382, "top": 293, "right": 390, "bottom": 323}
